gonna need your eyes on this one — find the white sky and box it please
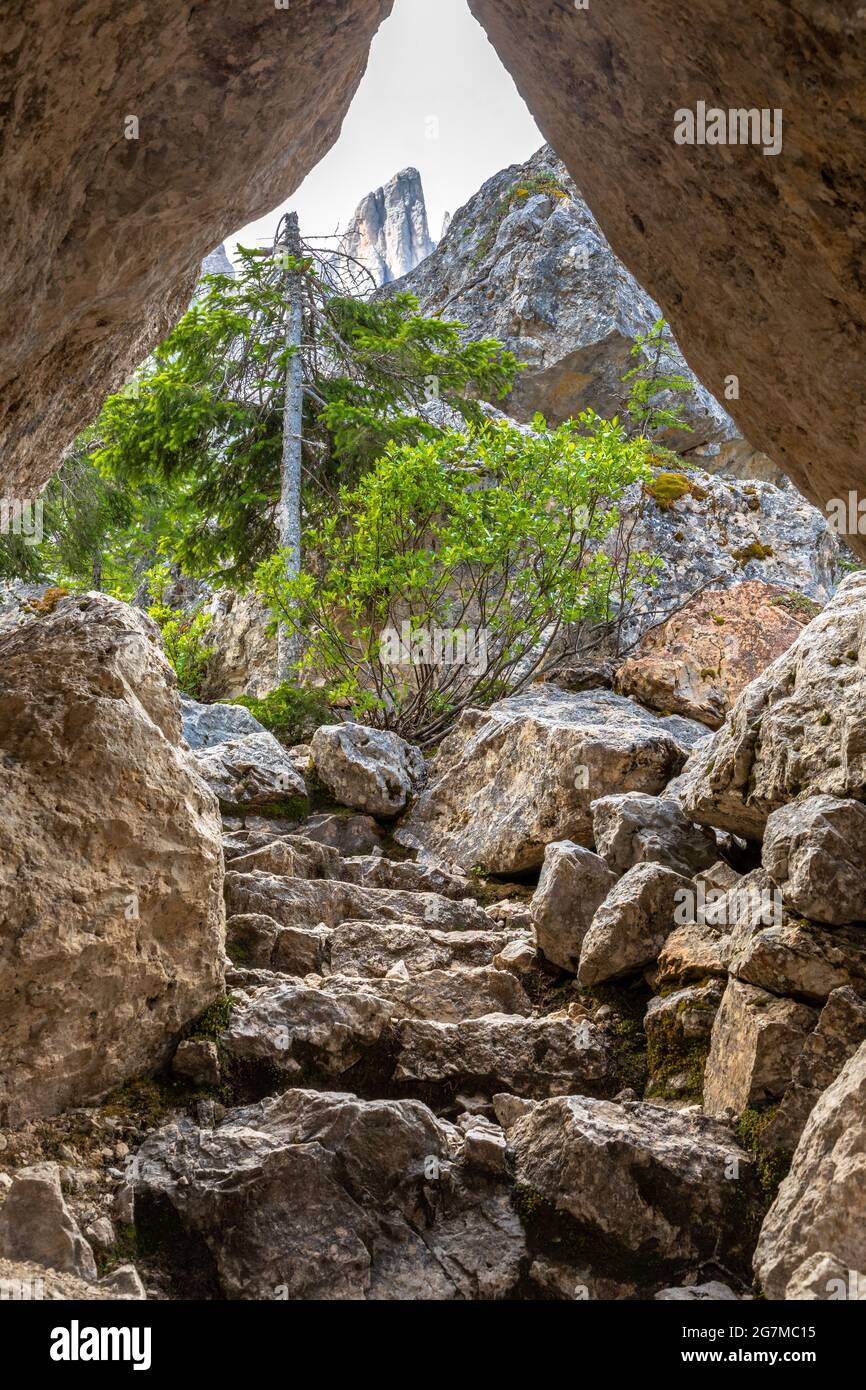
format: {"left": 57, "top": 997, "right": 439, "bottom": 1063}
{"left": 226, "top": 0, "right": 542, "bottom": 261}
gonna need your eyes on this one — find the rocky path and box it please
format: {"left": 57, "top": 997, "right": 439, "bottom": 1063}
{"left": 118, "top": 802, "right": 764, "bottom": 1302}
{"left": 3, "top": 586, "right": 866, "bottom": 1301}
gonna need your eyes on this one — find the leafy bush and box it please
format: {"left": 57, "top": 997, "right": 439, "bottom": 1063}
{"left": 230, "top": 682, "right": 337, "bottom": 747}
{"left": 145, "top": 563, "right": 216, "bottom": 698}
{"left": 256, "top": 413, "right": 657, "bottom": 744}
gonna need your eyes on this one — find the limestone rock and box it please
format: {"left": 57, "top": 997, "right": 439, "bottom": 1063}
{"left": 578, "top": 862, "right": 691, "bottom": 986}
{"left": 590, "top": 792, "right": 718, "bottom": 878}
{"left": 654, "top": 1282, "right": 742, "bottom": 1302}
{"left": 197, "top": 590, "right": 275, "bottom": 702}
{"left": 133, "top": 1088, "right": 525, "bottom": 1299}
{"left": 321, "top": 966, "right": 532, "bottom": 1023}
{"left": 190, "top": 731, "right": 307, "bottom": 814}
{"left": 99, "top": 1265, "right": 148, "bottom": 1301}
{"left": 224, "top": 870, "right": 489, "bottom": 933}
{"left": 393, "top": 1014, "right": 614, "bottom": 1099}
{"left": 615, "top": 582, "right": 811, "bottom": 728}
{"left": 2, "top": 0, "right": 395, "bottom": 498}
{"left": 644, "top": 980, "right": 724, "bottom": 1097}
{"left": 0, "top": 1257, "right": 144, "bottom": 1300}
{"left": 310, "top": 722, "right": 426, "bottom": 817}
{"left": 507, "top": 1096, "right": 761, "bottom": 1283}
{"left": 754, "top": 1040, "right": 866, "bottom": 1299}
{"left": 493, "top": 939, "right": 537, "bottom": 975}
{"left": 391, "top": 147, "right": 750, "bottom": 462}
{"left": 0, "top": 1164, "right": 97, "bottom": 1281}
{"left": 758, "top": 987, "right": 866, "bottom": 1153}
{"left": 171, "top": 1039, "right": 221, "bottom": 1088}
{"left": 656, "top": 923, "right": 732, "bottom": 988}
{"left": 530, "top": 841, "right": 616, "bottom": 973}
{"left": 784, "top": 1253, "right": 866, "bottom": 1302}
{"left": 223, "top": 981, "right": 393, "bottom": 1076}
{"left": 729, "top": 913, "right": 866, "bottom": 1005}
{"left": 608, "top": 471, "right": 835, "bottom": 655}
{"left": 397, "top": 687, "right": 705, "bottom": 874}
{"left": 297, "top": 812, "right": 384, "bottom": 857}
{"left": 341, "top": 167, "right": 434, "bottom": 288}
{"left": 338, "top": 855, "right": 469, "bottom": 898}
{"left": 326, "top": 922, "right": 515, "bottom": 979}
{"left": 655, "top": 866, "right": 770, "bottom": 987}
{"left": 763, "top": 796, "right": 866, "bottom": 926}
{"left": 181, "top": 695, "right": 264, "bottom": 750}
{"left": 703, "top": 980, "right": 817, "bottom": 1118}
{"left": 466, "top": 2, "right": 866, "bottom": 555}
{"left": 226, "top": 914, "right": 329, "bottom": 977}
{"left": 683, "top": 573, "right": 866, "bottom": 840}
{"left": 0, "top": 594, "right": 225, "bottom": 1124}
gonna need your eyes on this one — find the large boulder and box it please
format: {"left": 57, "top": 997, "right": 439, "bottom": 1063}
{"left": 590, "top": 791, "right": 718, "bottom": 878}
{"left": 607, "top": 470, "right": 835, "bottom": 654}
{"left": 682, "top": 573, "right": 866, "bottom": 840}
{"left": 506, "top": 1096, "right": 762, "bottom": 1285}
{"left": 310, "top": 722, "right": 426, "bottom": 818}
{"left": 133, "top": 1088, "right": 525, "bottom": 1299}
{"left": 397, "top": 687, "right": 705, "bottom": 874}
{"left": 197, "top": 590, "right": 275, "bottom": 702}
{"left": 2, "top": 0, "right": 394, "bottom": 498}
{"left": 615, "top": 581, "right": 812, "bottom": 728}
{"left": 702, "top": 979, "right": 817, "bottom": 1119}
{"left": 729, "top": 910, "right": 866, "bottom": 1006}
{"left": 758, "top": 987, "right": 866, "bottom": 1153}
{"left": 0, "top": 594, "right": 225, "bottom": 1125}
{"left": 578, "top": 862, "right": 690, "bottom": 986}
{"left": 762, "top": 796, "right": 866, "bottom": 926}
{"left": 0, "top": 1163, "right": 97, "bottom": 1281}
{"left": 190, "top": 731, "right": 308, "bottom": 815}
{"left": 466, "top": 2, "right": 866, "bottom": 556}
{"left": 754, "top": 1040, "right": 866, "bottom": 1300}
{"left": 530, "top": 841, "right": 616, "bottom": 973}
{"left": 393, "top": 1013, "right": 614, "bottom": 1099}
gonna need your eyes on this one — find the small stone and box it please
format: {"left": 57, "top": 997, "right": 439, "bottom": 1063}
{"left": 493, "top": 939, "right": 537, "bottom": 974}
{"left": 99, "top": 1264, "right": 147, "bottom": 1300}
{"left": 172, "top": 1038, "right": 221, "bottom": 1088}
{"left": 385, "top": 960, "right": 411, "bottom": 981}
{"left": 463, "top": 1123, "right": 509, "bottom": 1174}
{"left": 0, "top": 1162, "right": 97, "bottom": 1281}
{"left": 85, "top": 1217, "right": 116, "bottom": 1251}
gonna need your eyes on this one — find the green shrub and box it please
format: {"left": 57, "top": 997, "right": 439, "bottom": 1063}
{"left": 231, "top": 682, "right": 337, "bottom": 746}
{"left": 144, "top": 563, "right": 215, "bottom": 698}
{"left": 256, "top": 413, "right": 658, "bottom": 745}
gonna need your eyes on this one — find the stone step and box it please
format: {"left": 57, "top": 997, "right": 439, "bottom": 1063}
{"left": 224, "top": 869, "right": 490, "bottom": 933}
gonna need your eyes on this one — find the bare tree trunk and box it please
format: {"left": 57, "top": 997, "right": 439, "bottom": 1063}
{"left": 276, "top": 211, "right": 303, "bottom": 683}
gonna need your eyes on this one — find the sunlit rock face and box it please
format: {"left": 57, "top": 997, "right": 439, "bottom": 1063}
{"left": 0, "top": 0, "right": 393, "bottom": 498}
{"left": 3, "top": 0, "right": 865, "bottom": 544}
{"left": 341, "top": 168, "right": 435, "bottom": 288}
{"left": 392, "top": 146, "right": 764, "bottom": 471}
{"left": 468, "top": 0, "right": 866, "bottom": 553}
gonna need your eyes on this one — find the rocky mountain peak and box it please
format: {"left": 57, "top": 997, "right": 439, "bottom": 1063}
{"left": 388, "top": 146, "right": 778, "bottom": 479}
{"left": 340, "top": 166, "right": 435, "bottom": 289}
